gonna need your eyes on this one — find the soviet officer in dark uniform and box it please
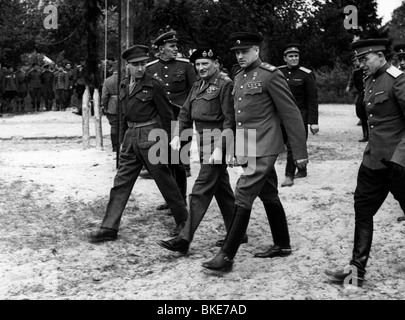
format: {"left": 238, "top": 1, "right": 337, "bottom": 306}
{"left": 394, "top": 43, "right": 405, "bottom": 71}
{"left": 202, "top": 32, "right": 308, "bottom": 272}
{"left": 326, "top": 39, "right": 405, "bottom": 286}
{"left": 278, "top": 43, "right": 319, "bottom": 187}
{"left": 26, "top": 62, "right": 43, "bottom": 111}
{"left": 14, "top": 64, "right": 27, "bottom": 113}
{"left": 346, "top": 57, "right": 369, "bottom": 142}
{"left": 146, "top": 30, "right": 197, "bottom": 211}
{"left": 157, "top": 48, "right": 241, "bottom": 254}
{"left": 41, "top": 64, "right": 55, "bottom": 111}
{"left": 88, "top": 45, "right": 188, "bottom": 243}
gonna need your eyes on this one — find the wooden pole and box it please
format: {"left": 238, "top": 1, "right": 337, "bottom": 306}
{"left": 116, "top": 0, "right": 122, "bottom": 168}
{"left": 82, "top": 86, "right": 90, "bottom": 149}
{"left": 93, "top": 88, "right": 103, "bottom": 149}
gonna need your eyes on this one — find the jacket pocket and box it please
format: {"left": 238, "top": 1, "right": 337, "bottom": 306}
{"left": 374, "top": 92, "right": 389, "bottom": 104}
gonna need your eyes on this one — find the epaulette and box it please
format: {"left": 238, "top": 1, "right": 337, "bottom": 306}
{"left": 175, "top": 57, "right": 190, "bottom": 63}
{"left": 152, "top": 74, "right": 163, "bottom": 82}
{"left": 386, "top": 66, "right": 403, "bottom": 79}
{"left": 260, "top": 62, "right": 277, "bottom": 72}
{"left": 299, "top": 66, "right": 312, "bottom": 74}
{"left": 219, "top": 72, "right": 232, "bottom": 82}
{"left": 146, "top": 59, "right": 159, "bottom": 67}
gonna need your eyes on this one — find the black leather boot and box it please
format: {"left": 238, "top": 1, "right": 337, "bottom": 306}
{"left": 359, "top": 123, "right": 369, "bottom": 142}
{"left": 349, "top": 222, "right": 373, "bottom": 277}
{"left": 254, "top": 200, "right": 291, "bottom": 258}
{"left": 202, "top": 205, "right": 251, "bottom": 271}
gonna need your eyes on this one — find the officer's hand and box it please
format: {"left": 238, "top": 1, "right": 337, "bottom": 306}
{"left": 170, "top": 136, "right": 181, "bottom": 151}
{"left": 295, "top": 159, "right": 308, "bottom": 170}
{"left": 310, "top": 124, "right": 319, "bottom": 135}
{"left": 209, "top": 147, "right": 222, "bottom": 165}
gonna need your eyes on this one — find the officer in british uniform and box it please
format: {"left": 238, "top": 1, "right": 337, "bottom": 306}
{"left": 157, "top": 47, "right": 243, "bottom": 254}
{"left": 278, "top": 43, "right": 319, "bottom": 187}
{"left": 202, "top": 32, "right": 308, "bottom": 272}
{"left": 146, "top": 30, "right": 197, "bottom": 211}
{"left": 325, "top": 39, "right": 405, "bottom": 286}
{"left": 88, "top": 44, "right": 188, "bottom": 243}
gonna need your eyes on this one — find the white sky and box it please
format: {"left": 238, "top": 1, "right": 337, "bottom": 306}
{"left": 377, "top": 0, "right": 403, "bottom": 24}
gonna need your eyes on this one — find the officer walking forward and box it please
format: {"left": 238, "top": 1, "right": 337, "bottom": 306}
{"left": 147, "top": 31, "right": 197, "bottom": 211}
{"left": 325, "top": 39, "right": 405, "bottom": 286}
{"left": 88, "top": 45, "right": 188, "bottom": 243}
{"left": 157, "top": 48, "right": 244, "bottom": 254}
{"left": 278, "top": 43, "right": 319, "bottom": 187}
{"left": 202, "top": 32, "right": 308, "bottom": 272}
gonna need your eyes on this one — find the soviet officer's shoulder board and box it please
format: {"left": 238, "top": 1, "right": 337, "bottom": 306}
{"left": 146, "top": 59, "right": 159, "bottom": 67}
{"left": 260, "top": 62, "right": 277, "bottom": 72}
{"left": 299, "top": 66, "right": 312, "bottom": 74}
{"left": 152, "top": 74, "right": 164, "bottom": 83}
{"left": 386, "top": 66, "right": 403, "bottom": 79}
{"left": 175, "top": 57, "right": 191, "bottom": 64}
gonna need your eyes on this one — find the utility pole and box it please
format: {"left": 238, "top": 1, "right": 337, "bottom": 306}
{"left": 116, "top": 0, "right": 122, "bottom": 168}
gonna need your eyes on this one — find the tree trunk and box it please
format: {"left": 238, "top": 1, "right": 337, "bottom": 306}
{"left": 93, "top": 88, "right": 103, "bottom": 150}
{"left": 82, "top": 86, "right": 90, "bottom": 149}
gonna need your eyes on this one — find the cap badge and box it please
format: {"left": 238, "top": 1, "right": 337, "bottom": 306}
{"left": 202, "top": 51, "right": 207, "bottom": 57}
{"left": 236, "top": 40, "right": 241, "bottom": 44}
{"left": 208, "top": 49, "right": 213, "bottom": 57}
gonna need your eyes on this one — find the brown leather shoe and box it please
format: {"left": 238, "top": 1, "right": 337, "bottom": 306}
{"left": 202, "top": 253, "right": 233, "bottom": 272}
{"left": 281, "top": 176, "right": 294, "bottom": 187}
{"left": 254, "top": 244, "right": 292, "bottom": 258}
{"left": 157, "top": 237, "right": 189, "bottom": 254}
{"left": 88, "top": 228, "right": 117, "bottom": 243}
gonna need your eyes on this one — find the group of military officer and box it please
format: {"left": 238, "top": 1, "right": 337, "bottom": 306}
{"left": 88, "top": 30, "right": 405, "bottom": 286}
{"left": 0, "top": 61, "right": 84, "bottom": 114}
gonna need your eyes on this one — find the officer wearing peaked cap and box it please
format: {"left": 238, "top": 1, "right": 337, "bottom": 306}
{"left": 147, "top": 30, "right": 197, "bottom": 209}
{"left": 394, "top": 43, "right": 405, "bottom": 71}
{"left": 325, "top": 38, "right": 405, "bottom": 286}
{"left": 158, "top": 47, "right": 240, "bottom": 254}
{"left": 88, "top": 44, "right": 189, "bottom": 243}
{"left": 278, "top": 43, "right": 319, "bottom": 187}
{"left": 202, "top": 32, "right": 308, "bottom": 272}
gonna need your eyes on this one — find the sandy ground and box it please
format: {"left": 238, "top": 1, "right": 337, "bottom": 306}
{"left": 0, "top": 105, "right": 404, "bottom": 301}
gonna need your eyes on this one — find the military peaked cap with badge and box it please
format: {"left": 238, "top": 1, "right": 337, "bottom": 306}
{"left": 350, "top": 38, "right": 389, "bottom": 59}
{"left": 121, "top": 45, "right": 150, "bottom": 62}
{"left": 394, "top": 43, "right": 405, "bottom": 58}
{"left": 153, "top": 30, "right": 178, "bottom": 47}
{"left": 229, "top": 32, "right": 264, "bottom": 50}
{"left": 190, "top": 48, "right": 218, "bottom": 64}
{"left": 283, "top": 43, "right": 300, "bottom": 55}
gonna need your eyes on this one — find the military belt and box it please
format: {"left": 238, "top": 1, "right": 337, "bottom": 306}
{"left": 127, "top": 119, "right": 157, "bottom": 128}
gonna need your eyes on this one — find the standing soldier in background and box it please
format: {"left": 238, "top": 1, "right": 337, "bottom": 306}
{"left": 64, "top": 62, "right": 75, "bottom": 110}
{"left": 101, "top": 61, "right": 119, "bottom": 152}
{"left": 394, "top": 43, "right": 405, "bottom": 71}
{"left": 54, "top": 63, "right": 69, "bottom": 111}
{"left": 2, "top": 65, "right": 17, "bottom": 114}
{"left": 346, "top": 57, "right": 368, "bottom": 143}
{"left": 325, "top": 39, "right": 405, "bottom": 286}
{"left": 202, "top": 32, "right": 308, "bottom": 273}
{"left": 15, "top": 64, "right": 27, "bottom": 113}
{"left": 26, "top": 63, "right": 43, "bottom": 112}
{"left": 41, "top": 64, "right": 55, "bottom": 111}
{"left": 278, "top": 43, "right": 319, "bottom": 187}
{"left": 147, "top": 30, "right": 197, "bottom": 210}
{"left": 73, "top": 60, "right": 86, "bottom": 115}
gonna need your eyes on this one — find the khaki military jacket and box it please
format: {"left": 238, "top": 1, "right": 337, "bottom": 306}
{"left": 363, "top": 63, "right": 405, "bottom": 169}
{"left": 178, "top": 70, "right": 235, "bottom": 157}
{"left": 233, "top": 59, "right": 307, "bottom": 159}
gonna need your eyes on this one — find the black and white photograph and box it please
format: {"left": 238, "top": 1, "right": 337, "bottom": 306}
{"left": 1, "top": 0, "right": 405, "bottom": 305}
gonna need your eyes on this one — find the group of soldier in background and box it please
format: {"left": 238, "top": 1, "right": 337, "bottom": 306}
{"left": 0, "top": 59, "right": 116, "bottom": 116}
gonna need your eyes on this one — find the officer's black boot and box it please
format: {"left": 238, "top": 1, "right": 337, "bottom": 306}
{"left": 254, "top": 200, "right": 292, "bottom": 258}
{"left": 169, "top": 206, "right": 188, "bottom": 237}
{"left": 202, "top": 205, "right": 251, "bottom": 272}
{"left": 111, "top": 133, "right": 118, "bottom": 152}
